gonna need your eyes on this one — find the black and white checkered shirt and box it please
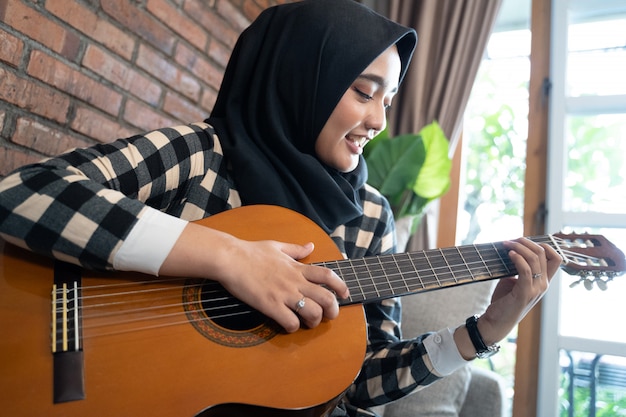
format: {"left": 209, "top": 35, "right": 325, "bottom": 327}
{"left": 0, "top": 122, "right": 445, "bottom": 415}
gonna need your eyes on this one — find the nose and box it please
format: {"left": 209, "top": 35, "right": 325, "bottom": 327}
{"left": 366, "top": 101, "right": 387, "bottom": 137}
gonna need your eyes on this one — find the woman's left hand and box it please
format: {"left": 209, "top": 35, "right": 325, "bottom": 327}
{"left": 454, "top": 237, "right": 562, "bottom": 359}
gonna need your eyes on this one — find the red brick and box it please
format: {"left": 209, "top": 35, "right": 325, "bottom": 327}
{"left": 102, "top": 0, "right": 176, "bottom": 55}
{"left": 185, "top": 1, "right": 239, "bottom": 49}
{"left": 0, "top": 29, "right": 24, "bottom": 68}
{"left": 28, "top": 50, "right": 123, "bottom": 116}
{"left": 83, "top": 45, "right": 161, "bottom": 106}
{"left": 12, "top": 117, "right": 90, "bottom": 156}
{"left": 253, "top": 0, "right": 273, "bottom": 10}
{"left": 136, "top": 45, "right": 201, "bottom": 101}
{"left": 1, "top": 1, "right": 79, "bottom": 60}
{"left": 163, "top": 91, "right": 207, "bottom": 122}
{"left": 46, "top": 1, "right": 135, "bottom": 61}
{"left": 124, "top": 99, "right": 176, "bottom": 132}
{"left": 71, "top": 106, "right": 136, "bottom": 144}
{"left": 216, "top": 0, "right": 251, "bottom": 32}
{"left": 147, "top": 0, "right": 208, "bottom": 52}
{"left": 0, "top": 146, "right": 41, "bottom": 176}
{"left": 200, "top": 88, "right": 218, "bottom": 113}
{"left": 0, "top": 0, "right": 271, "bottom": 173}
{"left": 0, "top": 68, "right": 70, "bottom": 123}
{"left": 208, "top": 38, "right": 232, "bottom": 69}
{"left": 243, "top": 0, "right": 265, "bottom": 21}
{"left": 174, "top": 43, "right": 223, "bottom": 91}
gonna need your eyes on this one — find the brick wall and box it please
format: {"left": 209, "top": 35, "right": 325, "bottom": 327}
{"left": 0, "top": 0, "right": 290, "bottom": 176}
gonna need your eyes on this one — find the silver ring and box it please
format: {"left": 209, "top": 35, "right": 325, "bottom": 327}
{"left": 295, "top": 297, "right": 306, "bottom": 313}
{"left": 532, "top": 273, "right": 542, "bottom": 279}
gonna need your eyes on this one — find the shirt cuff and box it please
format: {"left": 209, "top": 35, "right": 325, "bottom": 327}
{"left": 113, "top": 207, "right": 188, "bottom": 275}
{"left": 423, "top": 326, "right": 469, "bottom": 376}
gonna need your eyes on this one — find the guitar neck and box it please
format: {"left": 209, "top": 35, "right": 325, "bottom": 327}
{"left": 324, "top": 235, "right": 558, "bottom": 306}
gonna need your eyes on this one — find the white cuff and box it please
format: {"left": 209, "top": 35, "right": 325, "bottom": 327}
{"left": 423, "top": 327, "right": 469, "bottom": 376}
{"left": 113, "top": 207, "right": 188, "bottom": 275}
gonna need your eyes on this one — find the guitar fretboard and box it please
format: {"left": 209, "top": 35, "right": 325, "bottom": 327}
{"left": 322, "top": 237, "right": 556, "bottom": 306}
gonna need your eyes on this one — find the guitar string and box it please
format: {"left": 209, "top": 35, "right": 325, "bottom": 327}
{"left": 52, "top": 242, "right": 593, "bottom": 320}
{"left": 53, "top": 239, "right": 600, "bottom": 338}
{"left": 57, "top": 254, "right": 512, "bottom": 312}
{"left": 52, "top": 253, "right": 513, "bottom": 342}
{"left": 51, "top": 234, "right": 576, "bottom": 304}
{"left": 53, "top": 240, "right": 591, "bottom": 319}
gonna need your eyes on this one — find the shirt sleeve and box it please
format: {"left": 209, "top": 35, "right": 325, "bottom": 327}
{"left": 113, "top": 207, "right": 188, "bottom": 275}
{"left": 0, "top": 123, "right": 215, "bottom": 271}
{"left": 423, "top": 326, "right": 468, "bottom": 376}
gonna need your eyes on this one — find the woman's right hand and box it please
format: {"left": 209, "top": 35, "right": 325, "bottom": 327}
{"left": 159, "top": 222, "right": 349, "bottom": 333}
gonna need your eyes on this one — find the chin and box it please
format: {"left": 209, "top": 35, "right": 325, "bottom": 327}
{"left": 339, "top": 163, "right": 359, "bottom": 173}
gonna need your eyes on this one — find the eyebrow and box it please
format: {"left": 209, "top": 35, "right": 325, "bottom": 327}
{"left": 356, "top": 73, "right": 398, "bottom": 93}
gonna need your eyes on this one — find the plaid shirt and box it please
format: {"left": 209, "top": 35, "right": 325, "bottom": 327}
{"left": 0, "top": 122, "right": 443, "bottom": 415}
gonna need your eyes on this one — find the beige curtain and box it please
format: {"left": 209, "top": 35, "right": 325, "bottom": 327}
{"left": 367, "top": 0, "right": 502, "bottom": 250}
{"left": 378, "top": 0, "right": 502, "bottom": 154}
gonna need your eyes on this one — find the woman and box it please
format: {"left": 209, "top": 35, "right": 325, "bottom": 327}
{"left": 0, "top": 0, "right": 561, "bottom": 415}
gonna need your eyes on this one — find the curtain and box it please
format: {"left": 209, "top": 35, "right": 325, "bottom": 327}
{"left": 376, "top": 0, "right": 502, "bottom": 154}
{"left": 367, "top": 0, "right": 502, "bottom": 250}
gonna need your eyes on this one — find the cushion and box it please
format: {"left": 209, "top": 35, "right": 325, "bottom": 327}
{"left": 379, "top": 280, "right": 496, "bottom": 416}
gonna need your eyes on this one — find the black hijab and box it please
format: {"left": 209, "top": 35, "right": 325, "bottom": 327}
{"left": 207, "top": 0, "right": 416, "bottom": 233}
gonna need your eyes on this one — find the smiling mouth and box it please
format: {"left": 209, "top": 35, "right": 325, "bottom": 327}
{"left": 347, "top": 135, "right": 368, "bottom": 148}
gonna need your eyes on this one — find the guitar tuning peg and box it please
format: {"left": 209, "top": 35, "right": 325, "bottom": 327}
{"left": 569, "top": 279, "right": 582, "bottom": 289}
{"left": 596, "top": 279, "right": 608, "bottom": 291}
{"left": 583, "top": 278, "right": 594, "bottom": 291}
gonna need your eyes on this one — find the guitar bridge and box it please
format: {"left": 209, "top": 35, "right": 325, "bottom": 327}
{"left": 52, "top": 261, "right": 85, "bottom": 403}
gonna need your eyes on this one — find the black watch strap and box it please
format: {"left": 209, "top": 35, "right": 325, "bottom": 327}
{"left": 465, "top": 315, "right": 500, "bottom": 359}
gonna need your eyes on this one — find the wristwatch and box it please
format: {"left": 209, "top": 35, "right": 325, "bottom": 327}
{"left": 465, "top": 315, "right": 500, "bottom": 359}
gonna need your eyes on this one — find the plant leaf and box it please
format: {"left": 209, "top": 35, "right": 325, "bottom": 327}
{"left": 366, "top": 133, "right": 426, "bottom": 200}
{"left": 364, "top": 121, "right": 452, "bottom": 218}
{"left": 412, "top": 121, "right": 451, "bottom": 199}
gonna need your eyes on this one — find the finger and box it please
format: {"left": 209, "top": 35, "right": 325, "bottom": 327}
{"left": 280, "top": 241, "right": 316, "bottom": 261}
{"left": 503, "top": 238, "right": 544, "bottom": 279}
{"left": 274, "top": 303, "right": 304, "bottom": 333}
{"left": 292, "top": 296, "right": 324, "bottom": 328}
{"left": 539, "top": 242, "right": 563, "bottom": 280}
{"left": 302, "top": 281, "right": 341, "bottom": 320}
{"left": 279, "top": 241, "right": 350, "bottom": 299}
{"left": 300, "top": 264, "right": 349, "bottom": 299}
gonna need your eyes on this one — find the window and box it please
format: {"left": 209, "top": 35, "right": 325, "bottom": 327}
{"left": 541, "top": 1, "right": 626, "bottom": 416}
{"left": 460, "top": 1, "right": 626, "bottom": 415}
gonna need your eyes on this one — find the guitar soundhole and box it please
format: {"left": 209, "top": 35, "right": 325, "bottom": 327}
{"left": 183, "top": 279, "right": 279, "bottom": 347}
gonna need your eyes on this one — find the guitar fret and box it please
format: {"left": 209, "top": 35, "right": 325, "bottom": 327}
{"left": 476, "top": 242, "right": 516, "bottom": 277}
{"left": 330, "top": 236, "right": 564, "bottom": 306}
{"left": 455, "top": 246, "right": 476, "bottom": 281}
{"left": 459, "top": 245, "right": 491, "bottom": 279}
{"left": 392, "top": 253, "right": 418, "bottom": 293}
{"left": 334, "top": 259, "right": 368, "bottom": 303}
{"left": 407, "top": 252, "right": 438, "bottom": 289}
{"left": 358, "top": 258, "right": 382, "bottom": 300}
{"left": 380, "top": 255, "right": 403, "bottom": 298}
{"left": 440, "top": 247, "right": 470, "bottom": 285}
{"left": 365, "top": 257, "right": 395, "bottom": 300}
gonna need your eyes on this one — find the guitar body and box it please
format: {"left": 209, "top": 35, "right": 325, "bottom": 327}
{"left": 0, "top": 205, "right": 367, "bottom": 417}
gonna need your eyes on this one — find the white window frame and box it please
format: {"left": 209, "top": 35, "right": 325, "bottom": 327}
{"left": 538, "top": 0, "right": 626, "bottom": 414}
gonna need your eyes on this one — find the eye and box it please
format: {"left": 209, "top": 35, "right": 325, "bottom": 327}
{"left": 353, "top": 87, "right": 373, "bottom": 101}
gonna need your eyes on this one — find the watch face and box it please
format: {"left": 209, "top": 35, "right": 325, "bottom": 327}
{"left": 476, "top": 344, "right": 500, "bottom": 359}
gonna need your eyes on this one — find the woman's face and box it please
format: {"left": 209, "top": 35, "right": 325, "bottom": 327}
{"left": 315, "top": 45, "right": 401, "bottom": 173}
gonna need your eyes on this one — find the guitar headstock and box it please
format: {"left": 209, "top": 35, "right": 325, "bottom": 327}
{"left": 553, "top": 232, "right": 626, "bottom": 291}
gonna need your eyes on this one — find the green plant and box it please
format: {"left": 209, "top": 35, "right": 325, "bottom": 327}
{"left": 364, "top": 121, "right": 452, "bottom": 222}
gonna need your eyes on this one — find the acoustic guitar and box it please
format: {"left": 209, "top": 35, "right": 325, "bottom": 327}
{"left": 0, "top": 205, "right": 623, "bottom": 417}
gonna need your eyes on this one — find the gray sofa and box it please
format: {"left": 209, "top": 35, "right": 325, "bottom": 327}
{"left": 372, "top": 281, "right": 507, "bottom": 417}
